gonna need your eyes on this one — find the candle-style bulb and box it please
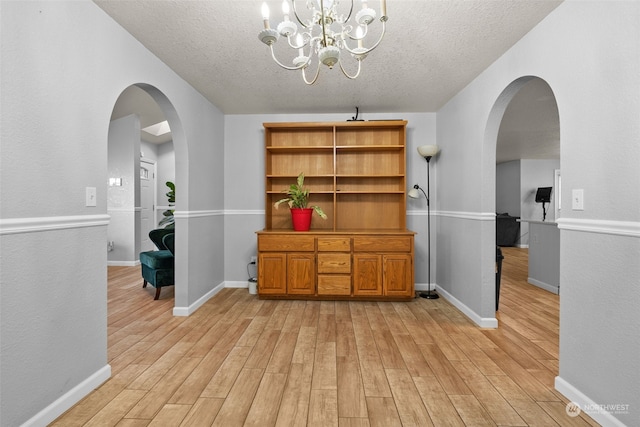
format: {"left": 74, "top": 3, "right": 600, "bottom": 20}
{"left": 261, "top": 2, "right": 270, "bottom": 29}
{"left": 296, "top": 33, "right": 304, "bottom": 56}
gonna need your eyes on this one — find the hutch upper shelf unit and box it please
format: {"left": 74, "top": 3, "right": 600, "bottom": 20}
{"left": 264, "top": 120, "right": 409, "bottom": 231}
{"left": 258, "top": 120, "right": 415, "bottom": 301}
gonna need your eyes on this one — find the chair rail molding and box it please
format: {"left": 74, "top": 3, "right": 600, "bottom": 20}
{"left": 173, "top": 210, "right": 224, "bottom": 219}
{"left": 556, "top": 218, "right": 640, "bottom": 238}
{"left": 0, "top": 214, "right": 110, "bottom": 235}
{"left": 436, "top": 210, "right": 497, "bottom": 221}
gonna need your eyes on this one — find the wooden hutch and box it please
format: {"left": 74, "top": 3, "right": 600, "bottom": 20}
{"left": 256, "top": 120, "right": 415, "bottom": 301}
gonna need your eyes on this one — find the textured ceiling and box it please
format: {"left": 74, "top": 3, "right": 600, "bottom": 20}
{"left": 98, "top": 0, "right": 561, "bottom": 159}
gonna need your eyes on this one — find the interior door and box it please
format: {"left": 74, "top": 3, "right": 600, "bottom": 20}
{"left": 140, "top": 159, "right": 156, "bottom": 252}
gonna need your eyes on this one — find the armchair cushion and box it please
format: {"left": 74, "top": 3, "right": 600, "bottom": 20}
{"left": 140, "top": 249, "right": 173, "bottom": 270}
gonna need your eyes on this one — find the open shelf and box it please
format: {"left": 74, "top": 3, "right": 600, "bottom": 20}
{"left": 264, "top": 121, "right": 408, "bottom": 231}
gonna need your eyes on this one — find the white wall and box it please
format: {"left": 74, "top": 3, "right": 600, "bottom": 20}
{"left": 0, "top": 1, "right": 224, "bottom": 425}
{"left": 223, "top": 112, "right": 437, "bottom": 289}
{"left": 435, "top": 2, "right": 639, "bottom": 425}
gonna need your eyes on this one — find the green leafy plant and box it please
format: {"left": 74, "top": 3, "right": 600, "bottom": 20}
{"left": 274, "top": 173, "right": 327, "bottom": 219}
{"left": 159, "top": 181, "right": 175, "bottom": 229}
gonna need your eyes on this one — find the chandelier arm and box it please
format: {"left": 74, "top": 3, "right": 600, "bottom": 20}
{"left": 268, "top": 45, "right": 310, "bottom": 71}
{"left": 343, "top": 0, "right": 355, "bottom": 23}
{"left": 286, "top": 33, "right": 303, "bottom": 49}
{"left": 338, "top": 58, "right": 362, "bottom": 80}
{"left": 291, "top": 0, "right": 310, "bottom": 28}
{"left": 301, "top": 63, "right": 322, "bottom": 85}
{"left": 342, "top": 19, "right": 387, "bottom": 55}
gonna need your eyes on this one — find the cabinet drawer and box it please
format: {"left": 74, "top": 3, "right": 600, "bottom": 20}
{"left": 258, "top": 235, "right": 315, "bottom": 252}
{"left": 317, "top": 237, "right": 351, "bottom": 252}
{"left": 353, "top": 236, "right": 412, "bottom": 252}
{"left": 318, "top": 253, "right": 351, "bottom": 273}
{"left": 318, "top": 275, "right": 351, "bottom": 295}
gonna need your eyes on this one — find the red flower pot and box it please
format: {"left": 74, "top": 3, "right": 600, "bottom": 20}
{"left": 290, "top": 208, "right": 313, "bottom": 231}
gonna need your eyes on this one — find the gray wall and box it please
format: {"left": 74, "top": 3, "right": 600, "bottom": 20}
{"left": 436, "top": 1, "right": 639, "bottom": 425}
{"left": 107, "top": 115, "right": 141, "bottom": 264}
{"left": 521, "top": 159, "right": 560, "bottom": 223}
{"left": 496, "top": 160, "right": 521, "bottom": 217}
{"left": 0, "top": 1, "right": 224, "bottom": 425}
{"left": 497, "top": 159, "right": 560, "bottom": 246}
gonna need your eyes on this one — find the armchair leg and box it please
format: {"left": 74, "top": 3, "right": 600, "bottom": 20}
{"left": 154, "top": 287, "right": 161, "bottom": 300}
{"left": 143, "top": 280, "right": 148, "bottom": 288}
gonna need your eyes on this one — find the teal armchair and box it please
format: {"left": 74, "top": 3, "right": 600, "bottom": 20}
{"left": 140, "top": 229, "right": 175, "bottom": 300}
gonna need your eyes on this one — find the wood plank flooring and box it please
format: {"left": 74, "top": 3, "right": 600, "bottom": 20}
{"left": 52, "top": 247, "right": 599, "bottom": 426}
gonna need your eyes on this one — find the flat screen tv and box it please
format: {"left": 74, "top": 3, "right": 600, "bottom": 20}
{"left": 535, "top": 187, "right": 552, "bottom": 203}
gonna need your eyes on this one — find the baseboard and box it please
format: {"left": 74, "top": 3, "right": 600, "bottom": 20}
{"left": 435, "top": 285, "right": 498, "bottom": 329}
{"left": 20, "top": 365, "right": 111, "bottom": 427}
{"left": 224, "top": 280, "right": 249, "bottom": 289}
{"left": 107, "top": 260, "right": 140, "bottom": 267}
{"left": 414, "top": 282, "right": 435, "bottom": 292}
{"left": 527, "top": 277, "right": 559, "bottom": 294}
{"left": 555, "top": 376, "right": 629, "bottom": 427}
{"left": 173, "top": 281, "right": 225, "bottom": 316}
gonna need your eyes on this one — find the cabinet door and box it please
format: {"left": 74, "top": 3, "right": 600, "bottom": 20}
{"left": 287, "top": 254, "right": 316, "bottom": 295}
{"left": 353, "top": 254, "right": 382, "bottom": 296}
{"left": 258, "top": 253, "right": 287, "bottom": 295}
{"left": 383, "top": 254, "right": 413, "bottom": 297}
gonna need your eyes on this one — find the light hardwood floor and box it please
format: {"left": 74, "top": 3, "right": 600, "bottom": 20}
{"left": 52, "top": 247, "right": 599, "bottom": 426}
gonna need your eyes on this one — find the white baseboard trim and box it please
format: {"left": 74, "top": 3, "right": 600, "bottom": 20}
{"left": 414, "top": 282, "right": 436, "bottom": 292}
{"left": 555, "top": 376, "right": 628, "bottom": 427}
{"left": 528, "top": 277, "right": 559, "bottom": 295}
{"left": 107, "top": 260, "right": 140, "bottom": 267}
{"left": 21, "top": 364, "right": 111, "bottom": 427}
{"left": 435, "top": 285, "right": 498, "bottom": 329}
{"left": 173, "top": 281, "right": 225, "bottom": 316}
{"left": 225, "top": 280, "right": 249, "bottom": 289}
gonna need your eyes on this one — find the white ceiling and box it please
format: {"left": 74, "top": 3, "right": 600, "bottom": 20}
{"left": 98, "top": 0, "right": 561, "bottom": 160}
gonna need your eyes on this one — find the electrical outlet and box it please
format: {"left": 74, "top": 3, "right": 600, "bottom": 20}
{"left": 250, "top": 256, "right": 257, "bottom": 264}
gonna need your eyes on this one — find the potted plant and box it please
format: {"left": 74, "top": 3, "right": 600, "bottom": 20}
{"left": 159, "top": 181, "right": 175, "bottom": 229}
{"left": 274, "top": 172, "right": 327, "bottom": 231}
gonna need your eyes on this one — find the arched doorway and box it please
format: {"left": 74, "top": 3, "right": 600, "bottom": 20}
{"left": 486, "top": 76, "right": 561, "bottom": 312}
{"left": 107, "top": 83, "right": 185, "bottom": 305}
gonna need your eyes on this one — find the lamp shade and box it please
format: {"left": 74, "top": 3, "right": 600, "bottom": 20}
{"left": 407, "top": 188, "right": 420, "bottom": 199}
{"left": 417, "top": 145, "right": 440, "bottom": 158}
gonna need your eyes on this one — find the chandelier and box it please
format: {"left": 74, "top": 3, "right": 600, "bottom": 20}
{"left": 258, "top": 0, "right": 388, "bottom": 85}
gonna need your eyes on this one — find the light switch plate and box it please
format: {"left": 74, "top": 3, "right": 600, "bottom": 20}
{"left": 572, "top": 189, "right": 584, "bottom": 211}
{"left": 86, "top": 187, "right": 97, "bottom": 207}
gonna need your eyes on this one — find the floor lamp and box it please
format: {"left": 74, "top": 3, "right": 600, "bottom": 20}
{"left": 408, "top": 144, "right": 440, "bottom": 299}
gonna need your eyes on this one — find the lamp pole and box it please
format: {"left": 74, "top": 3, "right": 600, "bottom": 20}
{"left": 422, "top": 155, "right": 438, "bottom": 299}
